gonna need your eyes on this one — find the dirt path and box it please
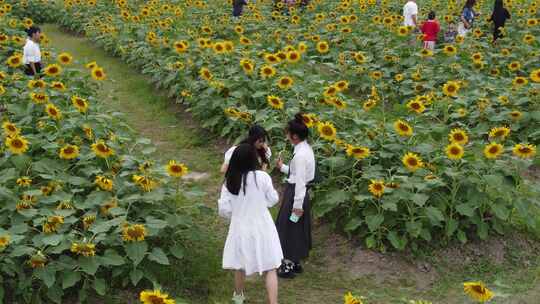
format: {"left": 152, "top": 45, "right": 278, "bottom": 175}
{"left": 43, "top": 25, "right": 540, "bottom": 304}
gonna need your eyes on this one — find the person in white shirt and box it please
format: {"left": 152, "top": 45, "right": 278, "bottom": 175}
{"left": 218, "top": 144, "right": 282, "bottom": 304}
{"left": 23, "top": 26, "right": 42, "bottom": 76}
{"left": 275, "top": 113, "right": 316, "bottom": 279}
{"left": 221, "top": 125, "right": 272, "bottom": 174}
{"left": 403, "top": 0, "right": 418, "bottom": 27}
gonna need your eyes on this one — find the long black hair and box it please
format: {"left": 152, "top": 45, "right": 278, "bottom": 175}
{"left": 464, "top": 0, "right": 476, "bottom": 9}
{"left": 225, "top": 144, "right": 259, "bottom": 195}
{"left": 25, "top": 26, "right": 40, "bottom": 37}
{"left": 240, "top": 125, "right": 270, "bottom": 166}
{"left": 286, "top": 113, "right": 309, "bottom": 141}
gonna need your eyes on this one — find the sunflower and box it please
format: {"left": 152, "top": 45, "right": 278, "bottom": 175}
{"left": 213, "top": 42, "right": 226, "bottom": 54}
{"left": 420, "top": 48, "right": 433, "bottom": 57}
{"left": 173, "top": 40, "right": 188, "bottom": 53}
{"left": 442, "top": 81, "right": 460, "bottom": 97}
{"left": 139, "top": 290, "right": 175, "bottom": 304}
{"left": 354, "top": 52, "right": 367, "bottom": 63}
{"left": 445, "top": 143, "right": 464, "bottom": 160}
{"left": 394, "top": 120, "right": 413, "bottom": 137}
{"left": 45, "top": 103, "right": 62, "bottom": 120}
{"left": 363, "top": 99, "right": 377, "bottom": 112}
{"left": 512, "top": 143, "right": 536, "bottom": 159}
{"left": 346, "top": 145, "right": 370, "bottom": 160}
{"left": 199, "top": 67, "right": 213, "bottom": 81}
{"left": 29, "top": 252, "right": 47, "bottom": 268}
{"left": 0, "top": 234, "right": 10, "bottom": 250}
{"left": 317, "top": 122, "right": 337, "bottom": 141}
{"left": 259, "top": 65, "right": 276, "bottom": 79}
{"left": 95, "top": 175, "right": 113, "bottom": 191}
{"left": 286, "top": 50, "right": 301, "bottom": 63}
{"left": 523, "top": 34, "right": 535, "bottom": 44}
{"left": 264, "top": 53, "right": 280, "bottom": 64}
{"left": 323, "top": 85, "right": 338, "bottom": 97}
{"left": 316, "top": 41, "right": 329, "bottom": 54}
{"left": 59, "top": 144, "right": 80, "bottom": 160}
{"left": 43, "top": 216, "right": 64, "bottom": 233}
{"left": 2, "top": 121, "right": 19, "bottom": 136}
{"left": 30, "top": 92, "right": 49, "bottom": 104}
{"left": 530, "top": 68, "right": 540, "bottom": 83}
{"left": 16, "top": 176, "right": 32, "bottom": 187}
{"left": 50, "top": 81, "right": 66, "bottom": 91}
{"left": 90, "top": 67, "right": 106, "bottom": 81}
{"left": 463, "top": 282, "right": 494, "bottom": 303}
{"left": 166, "top": 160, "right": 188, "bottom": 178}
{"left": 85, "top": 61, "right": 98, "bottom": 69}
{"left": 484, "top": 143, "right": 503, "bottom": 159}
{"left": 91, "top": 140, "right": 115, "bottom": 158}
{"left": 132, "top": 175, "right": 158, "bottom": 192}
{"left": 370, "top": 71, "right": 383, "bottom": 80}
{"left": 488, "top": 126, "right": 510, "bottom": 140}
{"left": 508, "top": 110, "right": 522, "bottom": 121}
{"left": 368, "top": 180, "right": 385, "bottom": 198}
{"left": 239, "top": 58, "right": 255, "bottom": 74}
{"left": 57, "top": 52, "right": 73, "bottom": 65}
{"left": 70, "top": 242, "right": 96, "bottom": 257}
{"left": 6, "top": 135, "right": 29, "bottom": 155}
{"left": 43, "top": 64, "right": 62, "bottom": 77}
{"left": 301, "top": 113, "right": 317, "bottom": 128}
{"left": 71, "top": 96, "right": 89, "bottom": 113}
{"left": 6, "top": 54, "right": 22, "bottom": 68}
{"left": 277, "top": 76, "right": 294, "bottom": 90}
{"left": 334, "top": 80, "right": 349, "bottom": 92}
{"left": 512, "top": 76, "right": 528, "bottom": 87}
{"left": 449, "top": 128, "right": 469, "bottom": 145}
{"left": 394, "top": 74, "right": 404, "bottom": 82}
{"left": 406, "top": 99, "right": 425, "bottom": 114}
{"left": 82, "top": 215, "right": 96, "bottom": 230}
{"left": 267, "top": 95, "right": 284, "bottom": 110}
{"left": 471, "top": 52, "right": 483, "bottom": 62}
{"left": 402, "top": 152, "right": 423, "bottom": 172}
{"left": 397, "top": 25, "right": 409, "bottom": 36}
{"left": 508, "top": 61, "right": 520, "bottom": 72}
{"left": 443, "top": 45, "right": 457, "bottom": 56}
{"left": 27, "top": 79, "right": 46, "bottom": 89}
{"left": 122, "top": 224, "right": 147, "bottom": 242}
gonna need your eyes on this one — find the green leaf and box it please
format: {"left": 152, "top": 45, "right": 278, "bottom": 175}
{"left": 456, "top": 203, "right": 475, "bottom": 217}
{"left": 365, "top": 235, "right": 376, "bottom": 249}
{"left": 46, "top": 285, "right": 63, "bottom": 304}
{"left": 412, "top": 193, "right": 429, "bottom": 206}
{"left": 125, "top": 242, "right": 148, "bottom": 266}
{"left": 405, "top": 220, "right": 422, "bottom": 238}
{"left": 490, "top": 202, "right": 509, "bottom": 220}
{"left": 387, "top": 231, "right": 407, "bottom": 251}
{"left": 446, "top": 218, "right": 458, "bottom": 237}
{"left": 170, "top": 244, "right": 184, "bottom": 260}
{"left": 457, "top": 230, "right": 468, "bottom": 244}
{"left": 366, "top": 214, "right": 384, "bottom": 232}
{"left": 41, "top": 234, "right": 64, "bottom": 246}
{"left": 344, "top": 217, "right": 362, "bottom": 232}
{"left": 35, "top": 267, "right": 56, "bottom": 288}
{"left": 79, "top": 257, "right": 99, "bottom": 275}
{"left": 148, "top": 248, "right": 170, "bottom": 265}
{"left": 425, "top": 207, "right": 445, "bottom": 225}
{"left": 477, "top": 222, "right": 489, "bottom": 240}
{"left": 101, "top": 249, "right": 125, "bottom": 266}
{"left": 129, "top": 268, "right": 144, "bottom": 286}
{"left": 93, "top": 278, "right": 106, "bottom": 296}
{"left": 62, "top": 271, "right": 81, "bottom": 289}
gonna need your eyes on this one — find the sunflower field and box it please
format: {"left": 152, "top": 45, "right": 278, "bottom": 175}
{"left": 4, "top": 0, "right": 540, "bottom": 259}
{"left": 0, "top": 6, "right": 204, "bottom": 303}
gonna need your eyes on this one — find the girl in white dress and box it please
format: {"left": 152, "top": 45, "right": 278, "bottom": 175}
{"left": 221, "top": 125, "right": 272, "bottom": 174}
{"left": 218, "top": 144, "right": 282, "bottom": 304}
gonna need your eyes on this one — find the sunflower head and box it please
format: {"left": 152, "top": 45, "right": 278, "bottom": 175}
{"left": 448, "top": 128, "right": 469, "bottom": 145}
{"left": 317, "top": 122, "right": 337, "bottom": 141}
{"left": 402, "top": 152, "right": 423, "bottom": 172}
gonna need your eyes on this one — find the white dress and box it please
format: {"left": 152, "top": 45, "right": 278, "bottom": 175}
{"left": 218, "top": 171, "right": 283, "bottom": 276}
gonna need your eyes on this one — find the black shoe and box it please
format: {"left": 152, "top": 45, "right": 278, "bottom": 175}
{"left": 277, "top": 262, "right": 295, "bottom": 279}
{"left": 292, "top": 262, "right": 303, "bottom": 274}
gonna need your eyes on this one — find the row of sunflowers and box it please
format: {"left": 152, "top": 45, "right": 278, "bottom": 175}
{"left": 7, "top": 0, "right": 539, "bottom": 253}
{"left": 0, "top": 6, "right": 195, "bottom": 304}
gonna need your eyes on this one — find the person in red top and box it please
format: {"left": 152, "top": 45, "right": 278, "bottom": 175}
{"left": 421, "top": 11, "right": 440, "bottom": 50}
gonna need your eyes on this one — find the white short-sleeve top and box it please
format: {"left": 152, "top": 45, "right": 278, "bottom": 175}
{"left": 223, "top": 145, "right": 272, "bottom": 166}
{"left": 403, "top": 1, "right": 419, "bottom": 26}
{"left": 23, "top": 39, "right": 41, "bottom": 65}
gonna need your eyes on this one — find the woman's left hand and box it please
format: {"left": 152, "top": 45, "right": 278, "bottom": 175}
{"left": 292, "top": 208, "right": 304, "bottom": 217}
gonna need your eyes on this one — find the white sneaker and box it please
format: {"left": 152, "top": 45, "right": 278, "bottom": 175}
{"left": 232, "top": 292, "right": 245, "bottom": 304}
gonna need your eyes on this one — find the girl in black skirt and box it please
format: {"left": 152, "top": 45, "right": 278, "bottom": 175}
{"left": 275, "top": 114, "right": 316, "bottom": 278}
{"left": 232, "top": 0, "right": 247, "bottom": 18}
{"left": 23, "top": 26, "right": 42, "bottom": 76}
{"left": 487, "top": 0, "right": 510, "bottom": 43}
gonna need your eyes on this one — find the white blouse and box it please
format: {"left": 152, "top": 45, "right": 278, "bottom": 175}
{"left": 279, "top": 140, "right": 316, "bottom": 210}
{"left": 218, "top": 171, "right": 283, "bottom": 275}
{"left": 23, "top": 39, "right": 41, "bottom": 65}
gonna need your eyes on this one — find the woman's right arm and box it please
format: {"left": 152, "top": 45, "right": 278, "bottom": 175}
{"left": 263, "top": 173, "right": 279, "bottom": 208}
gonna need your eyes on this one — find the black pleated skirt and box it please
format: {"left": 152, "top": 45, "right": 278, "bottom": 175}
{"left": 275, "top": 183, "right": 312, "bottom": 263}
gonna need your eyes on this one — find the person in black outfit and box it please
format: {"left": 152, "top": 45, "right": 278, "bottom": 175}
{"left": 488, "top": 0, "right": 510, "bottom": 43}
{"left": 232, "top": 0, "right": 247, "bottom": 18}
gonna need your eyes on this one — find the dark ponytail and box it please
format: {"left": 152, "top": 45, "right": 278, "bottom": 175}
{"left": 26, "top": 26, "right": 41, "bottom": 37}
{"left": 240, "top": 125, "right": 270, "bottom": 166}
{"left": 287, "top": 113, "right": 309, "bottom": 141}
{"left": 225, "top": 144, "right": 259, "bottom": 195}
